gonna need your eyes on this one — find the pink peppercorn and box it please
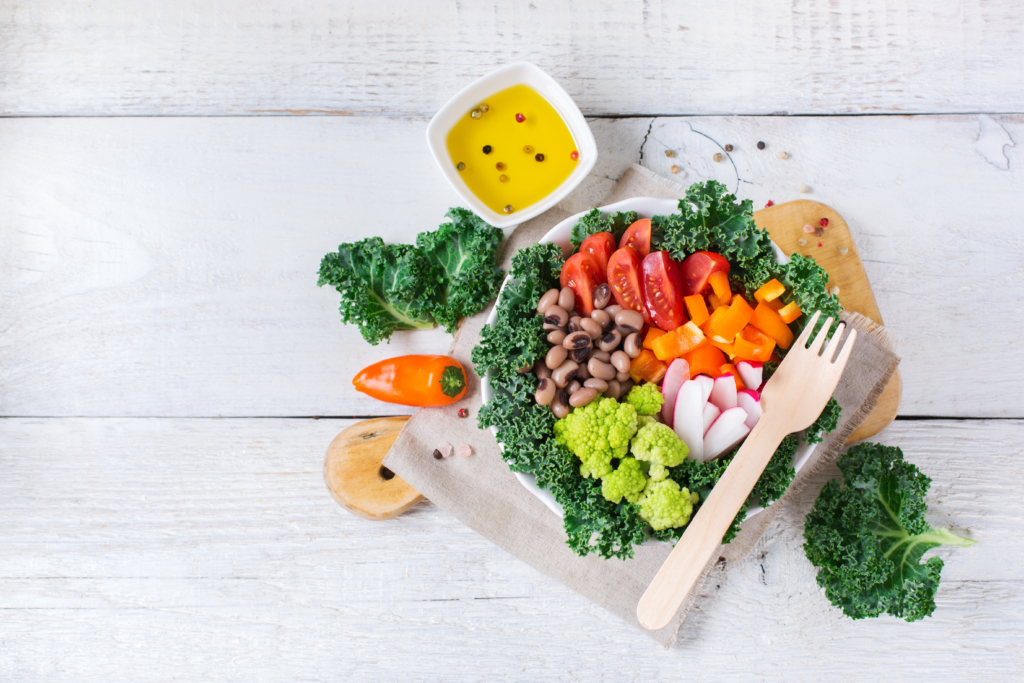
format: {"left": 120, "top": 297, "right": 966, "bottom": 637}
{"left": 820, "top": 218, "right": 829, "bottom": 227}
{"left": 570, "top": 150, "right": 579, "bottom": 160}
{"left": 458, "top": 408, "right": 469, "bottom": 418}
{"left": 515, "top": 113, "right": 525, "bottom": 123}
{"left": 765, "top": 200, "right": 774, "bottom": 208}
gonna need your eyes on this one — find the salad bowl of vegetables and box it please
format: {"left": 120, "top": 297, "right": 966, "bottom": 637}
{"left": 474, "top": 181, "right": 842, "bottom": 559}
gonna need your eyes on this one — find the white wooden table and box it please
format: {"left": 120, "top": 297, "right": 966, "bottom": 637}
{"left": 2, "top": 2, "right": 1023, "bottom": 680}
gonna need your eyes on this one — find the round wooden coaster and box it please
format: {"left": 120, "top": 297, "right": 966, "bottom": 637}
{"left": 323, "top": 416, "right": 424, "bottom": 520}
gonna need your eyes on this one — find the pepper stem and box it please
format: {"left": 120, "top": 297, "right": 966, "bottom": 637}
{"left": 439, "top": 365, "right": 467, "bottom": 398}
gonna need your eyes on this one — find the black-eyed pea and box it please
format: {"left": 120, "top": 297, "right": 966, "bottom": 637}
{"left": 591, "top": 284, "right": 612, "bottom": 310}
{"left": 545, "top": 345, "right": 568, "bottom": 370}
{"left": 583, "top": 378, "right": 608, "bottom": 393}
{"left": 616, "top": 370, "right": 631, "bottom": 382}
{"left": 610, "top": 350, "right": 632, "bottom": 374}
{"left": 547, "top": 329, "right": 567, "bottom": 345}
{"left": 551, "top": 360, "right": 579, "bottom": 388}
{"left": 542, "top": 304, "right": 569, "bottom": 328}
{"left": 558, "top": 286, "right": 575, "bottom": 312}
{"left": 587, "top": 357, "right": 616, "bottom": 381}
{"left": 537, "top": 288, "right": 559, "bottom": 314}
{"left": 603, "top": 379, "right": 622, "bottom": 399}
{"left": 569, "top": 387, "right": 599, "bottom": 408}
{"left": 566, "top": 380, "right": 582, "bottom": 395}
{"left": 580, "top": 318, "right": 603, "bottom": 339}
{"left": 623, "top": 333, "right": 642, "bottom": 358}
{"left": 534, "top": 378, "right": 556, "bottom": 405}
{"left": 613, "top": 309, "right": 644, "bottom": 332}
{"left": 590, "top": 308, "right": 612, "bottom": 331}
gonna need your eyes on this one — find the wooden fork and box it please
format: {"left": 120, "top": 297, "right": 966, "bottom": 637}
{"left": 637, "top": 311, "right": 857, "bottom": 631}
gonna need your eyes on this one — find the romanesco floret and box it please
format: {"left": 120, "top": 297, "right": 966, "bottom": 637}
{"left": 625, "top": 383, "right": 665, "bottom": 416}
{"left": 631, "top": 421, "right": 689, "bottom": 468}
{"left": 601, "top": 457, "right": 648, "bottom": 504}
{"left": 637, "top": 479, "right": 700, "bottom": 531}
{"left": 647, "top": 463, "right": 669, "bottom": 481}
{"left": 637, "top": 414, "right": 658, "bottom": 429}
{"left": 554, "top": 397, "right": 638, "bottom": 479}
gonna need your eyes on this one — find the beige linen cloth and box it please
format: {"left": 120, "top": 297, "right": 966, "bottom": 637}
{"left": 383, "top": 165, "right": 900, "bottom": 647}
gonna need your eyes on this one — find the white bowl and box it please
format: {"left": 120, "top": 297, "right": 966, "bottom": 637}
{"left": 425, "top": 62, "right": 598, "bottom": 229}
{"left": 480, "top": 197, "right": 817, "bottom": 526}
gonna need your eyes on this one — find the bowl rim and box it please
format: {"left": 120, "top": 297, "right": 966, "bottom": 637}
{"left": 425, "top": 62, "right": 598, "bottom": 229}
{"left": 480, "top": 196, "right": 817, "bottom": 526}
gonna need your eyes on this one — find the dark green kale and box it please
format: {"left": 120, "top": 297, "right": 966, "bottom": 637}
{"left": 806, "top": 397, "right": 841, "bottom": 445}
{"left": 750, "top": 434, "right": 799, "bottom": 506}
{"left": 663, "top": 457, "right": 748, "bottom": 544}
{"left": 318, "top": 208, "right": 504, "bottom": 345}
{"left": 569, "top": 209, "right": 640, "bottom": 249}
{"left": 776, "top": 253, "right": 843, "bottom": 340}
{"left": 804, "top": 443, "right": 976, "bottom": 622}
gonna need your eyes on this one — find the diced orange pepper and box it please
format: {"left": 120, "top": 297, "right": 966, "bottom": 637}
{"left": 754, "top": 278, "right": 786, "bottom": 303}
{"left": 684, "top": 294, "right": 709, "bottom": 327}
{"left": 701, "top": 305, "right": 729, "bottom": 335}
{"left": 682, "top": 344, "right": 727, "bottom": 378}
{"left": 777, "top": 301, "right": 802, "bottom": 324}
{"left": 651, "top": 321, "right": 708, "bottom": 361}
{"left": 708, "top": 271, "right": 731, "bottom": 300}
{"left": 732, "top": 324, "right": 776, "bottom": 362}
{"left": 643, "top": 326, "right": 668, "bottom": 350}
{"left": 709, "top": 335, "right": 737, "bottom": 361}
{"left": 629, "top": 349, "right": 667, "bottom": 384}
{"left": 708, "top": 292, "right": 727, "bottom": 312}
{"left": 750, "top": 302, "right": 795, "bottom": 349}
{"left": 765, "top": 298, "right": 785, "bottom": 311}
{"left": 719, "top": 364, "right": 747, "bottom": 390}
{"left": 707, "top": 296, "right": 754, "bottom": 342}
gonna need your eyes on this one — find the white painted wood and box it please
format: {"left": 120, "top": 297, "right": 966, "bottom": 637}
{"left": 2, "top": 115, "right": 1021, "bottom": 417}
{"left": 3, "top": 0, "right": 1024, "bottom": 117}
{"left": 0, "top": 417, "right": 1015, "bottom": 679}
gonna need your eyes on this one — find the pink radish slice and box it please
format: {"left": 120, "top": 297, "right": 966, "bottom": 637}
{"left": 736, "top": 389, "right": 762, "bottom": 430}
{"left": 702, "top": 406, "right": 751, "bottom": 461}
{"left": 709, "top": 374, "right": 738, "bottom": 412}
{"left": 673, "top": 380, "right": 705, "bottom": 462}
{"left": 660, "top": 359, "right": 690, "bottom": 428}
{"left": 702, "top": 402, "right": 721, "bottom": 435}
{"left": 694, "top": 375, "right": 715, "bottom": 404}
{"left": 735, "top": 361, "right": 763, "bottom": 393}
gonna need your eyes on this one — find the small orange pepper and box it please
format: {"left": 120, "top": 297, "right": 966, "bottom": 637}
{"left": 684, "top": 294, "right": 709, "bottom": 327}
{"left": 708, "top": 271, "right": 731, "bottom": 300}
{"left": 719, "top": 364, "right": 748, "bottom": 390}
{"left": 353, "top": 355, "right": 468, "bottom": 406}
{"left": 651, "top": 321, "right": 707, "bottom": 361}
{"left": 750, "top": 302, "right": 795, "bottom": 349}
{"left": 754, "top": 278, "right": 786, "bottom": 303}
{"left": 643, "top": 326, "right": 668, "bottom": 350}
{"left": 732, "top": 325, "right": 777, "bottom": 362}
{"left": 629, "top": 349, "right": 668, "bottom": 384}
{"left": 777, "top": 301, "right": 803, "bottom": 324}
{"left": 707, "top": 295, "right": 754, "bottom": 342}
{"left": 682, "top": 344, "right": 727, "bottom": 378}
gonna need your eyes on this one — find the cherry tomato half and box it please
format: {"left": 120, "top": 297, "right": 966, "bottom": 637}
{"left": 560, "top": 251, "right": 605, "bottom": 316}
{"left": 680, "top": 250, "right": 730, "bottom": 296}
{"left": 641, "top": 251, "right": 688, "bottom": 331}
{"left": 579, "top": 232, "right": 616, "bottom": 274}
{"left": 606, "top": 246, "right": 650, "bottom": 324}
{"left": 619, "top": 219, "right": 652, "bottom": 258}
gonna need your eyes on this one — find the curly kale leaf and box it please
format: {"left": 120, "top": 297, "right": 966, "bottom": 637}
{"left": 750, "top": 434, "right": 799, "bottom": 506}
{"left": 416, "top": 207, "right": 505, "bottom": 332}
{"left": 664, "top": 458, "right": 748, "bottom": 544}
{"left": 317, "top": 238, "right": 439, "bottom": 345}
{"left": 569, "top": 209, "right": 640, "bottom": 250}
{"left": 804, "top": 443, "right": 976, "bottom": 622}
{"left": 806, "top": 397, "right": 841, "bottom": 445}
{"left": 776, "top": 253, "right": 843, "bottom": 340}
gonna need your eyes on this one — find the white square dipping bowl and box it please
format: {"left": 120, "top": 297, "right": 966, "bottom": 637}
{"left": 425, "top": 62, "right": 598, "bottom": 228}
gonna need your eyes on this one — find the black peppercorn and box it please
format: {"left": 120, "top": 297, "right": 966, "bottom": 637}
{"left": 433, "top": 449, "right": 443, "bottom": 460}
{"left": 757, "top": 141, "right": 766, "bottom": 150}
{"left": 482, "top": 145, "right": 492, "bottom": 154}
{"left": 725, "top": 144, "right": 734, "bottom": 152}
{"left": 535, "top": 153, "right": 545, "bottom": 162}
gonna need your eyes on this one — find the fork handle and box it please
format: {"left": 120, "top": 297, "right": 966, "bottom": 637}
{"left": 637, "top": 417, "right": 787, "bottom": 630}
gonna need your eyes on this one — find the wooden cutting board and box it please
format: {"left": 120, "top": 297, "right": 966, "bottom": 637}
{"left": 754, "top": 200, "right": 901, "bottom": 444}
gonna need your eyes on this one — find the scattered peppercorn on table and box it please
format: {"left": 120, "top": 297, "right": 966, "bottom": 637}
{"left": 2, "top": 2, "right": 1023, "bottom": 681}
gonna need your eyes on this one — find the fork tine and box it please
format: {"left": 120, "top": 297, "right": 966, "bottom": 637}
{"left": 808, "top": 316, "right": 835, "bottom": 356}
{"left": 823, "top": 321, "right": 848, "bottom": 362}
{"left": 794, "top": 311, "right": 821, "bottom": 350}
{"left": 831, "top": 327, "right": 858, "bottom": 373}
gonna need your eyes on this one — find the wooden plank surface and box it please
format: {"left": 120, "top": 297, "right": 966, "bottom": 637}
{"left": 2, "top": 0, "right": 1024, "bottom": 117}
{"left": 0, "top": 417, "right": 1015, "bottom": 679}
{"left": 2, "top": 114, "right": 1021, "bottom": 418}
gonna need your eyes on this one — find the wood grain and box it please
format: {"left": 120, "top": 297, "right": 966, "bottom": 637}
{"left": 2, "top": 0, "right": 1024, "bottom": 117}
{"left": 756, "top": 199, "right": 902, "bottom": 442}
{"left": 0, "top": 417, "right": 1014, "bottom": 679}
{"left": 323, "top": 416, "right": 422, "bottom": 520}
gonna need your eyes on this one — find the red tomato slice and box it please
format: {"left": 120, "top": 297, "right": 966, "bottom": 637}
{"left": 680, "top": 251, "right": 731, "bottom": 296}
{"left": 579, "top": 232, "right": 616, "bottom": 274}
{"left": 606, "top": 246, "right": 650, "bottom": 324}
{"left": 559, "top": 252, "right": 604, "bottom": 316}
{"left": 641, "top": 251, "right": 688, "bottom": 331}
{"left": 619, "top": 219, "right": 652, "bottom": 258}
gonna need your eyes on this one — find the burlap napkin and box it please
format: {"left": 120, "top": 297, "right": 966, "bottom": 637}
{"left": 382, "top": 165, "right": 900, "bottom": 647}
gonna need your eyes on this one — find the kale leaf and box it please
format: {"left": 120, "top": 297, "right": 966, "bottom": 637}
{"left": 804, "top": 442, "right": 976, "bottom": 622}
{"left": 776, "top": 253, "right": 843, "bottom": 340}
{"left": 569, "top": 209, "right": 640, "bottom": 249}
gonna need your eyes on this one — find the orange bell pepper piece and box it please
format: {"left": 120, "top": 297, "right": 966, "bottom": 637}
{"left": 629, "top": 349, "right": 667, "bottom": 384}
{"left": 707, "top": 292, "right": 727, "bottom": 312}
{"left": 651, "top": 321, "right": 707, "bottom": 361}
{"left": 777, "top": 301, "right": 802, "bottom": 324}
{"left": 765, "top": 297, "right": 785, "bottom": 311}
{"left": 732, "top": 324, "right": 777, "bottom": 362}
{"left": 709, "top": 336, "right": 737, "bottom": 361}
{"left": 701, "top": 305, "right": 729, "bottom": 335}
{"left": 754, "top": 278, "right": 786, "bottom": 304}
{"left": 643, "top": 326, "right": 668, "bottom": 350}
{"left": 684, "top": 294, "right": 709, "bottom": 327}
{"left": 682, "top": 344, "right": 727, "bottom": 378}
{"left": 708, "top": 271, "right": 731, "bottom": 300}
{"left": 719, "top": 364, "right": 747, "bottom": 390}
{"left": 749, "top": 302, "right": 795, "bottom": 349}
{"left": 707, "top": 295, "right": 754, "bottom": 342}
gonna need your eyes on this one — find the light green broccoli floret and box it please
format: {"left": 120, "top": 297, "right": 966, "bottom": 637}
{"left": 554, "top": 397, "right": 638, "bottom": 479}
{"left": 601, "top": 457, "right": 648, "bottom": 504}
{"left": 631, "top": 421, "right": 689, "bottom": 468}
{"left": 636, "top": 414, "right": 659, "bottom": 429}
{"left": 648, "top": 463, "right": 669, "bottom": 481}
{"left": 625, "top": 383, "right": 665, "bottom": 416}
{"left": 637, "top": 479, "right": 700, "bottom": 531}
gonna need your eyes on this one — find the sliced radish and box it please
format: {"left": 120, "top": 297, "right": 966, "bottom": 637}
{"left": 694, "top": 375, "right": 715, "bottom": 404}
{"left": 735, "top": 361, "right": 763, "bottom": 393}
{"left": 660, "top": 359, "right": 690, "bottom": 428}
{"left": 702, "top": 402, "right": 721, "bottom": 435}
{"left": 702, "top": 406, "right": 751, "bottom": 461}
{"left": 673, "top": 380, "right": 705, "bottom": 462}
{"left": 709, "top": 374, "right": 738, "bottom": 412}
{"left": 736, "top": 389, "right": 762, "bottom": 430}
